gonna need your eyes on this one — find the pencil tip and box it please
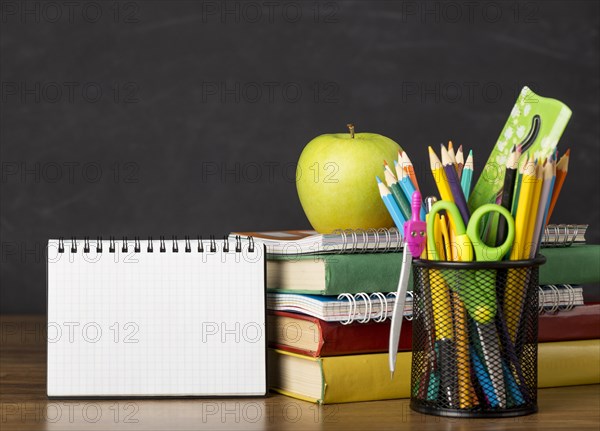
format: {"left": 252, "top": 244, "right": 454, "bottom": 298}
{"left": 376, "top": 176, "right": 382, "bottom": 183}
{"left": 390, "top": 371, "right": 395, "bottom": 379}
{"left": 565, "top": 148, "right": 571, "bottom": 156}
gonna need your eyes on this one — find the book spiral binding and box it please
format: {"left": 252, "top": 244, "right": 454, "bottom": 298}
{"left": 541, "top": 224, "right": 586, "bottom": 247}
{"left": 330, "top": 227, "right": 403, "bottom": 253}
{"left": 56, "top": 235, "right": 256, "bottom": 254}
{"left": 538, "top": 284, "right": 578, "bottom": 314}
{"left": 336, "top": 291, "right": 414, "bottom": 325}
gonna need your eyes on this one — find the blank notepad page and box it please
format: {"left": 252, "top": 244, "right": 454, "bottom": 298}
{"left": 47, "top": 238, "right": 266, "bottom": 397}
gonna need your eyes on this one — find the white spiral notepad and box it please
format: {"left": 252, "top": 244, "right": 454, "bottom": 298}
{"left": 47, "top": 236, "right": 266, "bottom": 397}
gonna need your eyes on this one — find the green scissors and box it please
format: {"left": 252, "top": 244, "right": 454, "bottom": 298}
{"left": 426, "top": 201, "right": 515, "bottom": 324}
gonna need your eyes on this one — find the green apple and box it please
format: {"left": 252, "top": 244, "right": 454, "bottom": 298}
{"left": 296, "top": 125, "right": 402, "bottom": 233}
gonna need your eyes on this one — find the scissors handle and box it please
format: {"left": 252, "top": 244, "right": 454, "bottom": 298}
{"left": 467, "top": 204, "right": 515, "bottom": 262}
{"left": 426, "top": 200, "right": 472, "bottom": 261}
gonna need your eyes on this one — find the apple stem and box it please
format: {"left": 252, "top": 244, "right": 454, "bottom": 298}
{"left": 347, "top": 123, "right": 355, "bottom": 139}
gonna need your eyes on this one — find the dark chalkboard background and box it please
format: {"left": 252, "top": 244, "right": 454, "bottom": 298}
{"left": 1, "top": 0, "right": 598, "bottom": 313}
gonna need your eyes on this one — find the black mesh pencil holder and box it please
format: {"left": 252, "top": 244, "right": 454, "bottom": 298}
{"left": 410, "top": 256, "right": 546, "bottom": 418}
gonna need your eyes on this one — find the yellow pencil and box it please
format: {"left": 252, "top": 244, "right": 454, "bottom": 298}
{"left": 429, "top": 215, "right": 453, "bottom": 340}
{"left": 434, "top": 214, "right": 445, "bottom": 260}
{"left": 509, "top": 157, "right": 536, "bottom": 260}
{"left": 525, "top": 162, "right": 544, "bottom": 258}
{"left": 440, "top": 214, "right": 453, "bottom": 261}
{"left": 452, "top": 291, "right": 472, "bottom": 408}
{"left": 428, "top": 146, "right": 454, "bottom": 203}
{"left": 506, "top": 156, "right": 537, "bottom": 340}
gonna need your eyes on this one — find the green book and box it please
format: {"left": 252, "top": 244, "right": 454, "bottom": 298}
{"left": 539, "top": 245, "right": 600, "bottom": 285}
{"left": 267, "top": 245, "right": 600, "bottom": 295}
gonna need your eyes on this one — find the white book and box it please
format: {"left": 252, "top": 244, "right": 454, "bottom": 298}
{"left": 47, "top": 237, "right": 266, "bottom": 397}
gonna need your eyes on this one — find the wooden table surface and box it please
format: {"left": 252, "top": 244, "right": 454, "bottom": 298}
{"left": 1, "top": 315, "right": 599, "bottom": 430}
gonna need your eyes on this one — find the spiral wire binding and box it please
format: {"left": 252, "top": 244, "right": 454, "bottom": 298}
{"left": 223, "top": 235, "right": 229, "bottom": 253}
{"left": 330, "top": 227, "right": 402, "bottom": 254}
{"left": 370, "top": 292, "right": 388, "bottom": 323}
{"left": 56, "top": 236, "right": 256, "bottom": 254}
{"left": 336, "top": 291, "right": 414, "bottom": 325}
{"left": 541, "top": 224, "right": 586, "bottom": 247}
{"left": 538, "top": 284, "right": 576, "bottom": 314}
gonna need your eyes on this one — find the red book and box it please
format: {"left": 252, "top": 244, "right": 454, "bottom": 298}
{"left": 267, "top": 310, "right": 412, "bottom": 357}
{"left": 269, "top": 303, "right": 600, "bottom": 357}
{"left": 538, "top": 303, "right": 600, "bottom": 342}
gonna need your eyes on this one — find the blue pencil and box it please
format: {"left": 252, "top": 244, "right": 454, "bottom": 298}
{"left": 394, "top": 161, "right": 426, "bottom": 220}
{"left": 461, "top": 150, "right": 474, "bottom": 200}
{"left": 471, "top": 346, "right": 499, "bottom": 408}
{"left": 376, "top": 176, "right": 406, "bottom": 228}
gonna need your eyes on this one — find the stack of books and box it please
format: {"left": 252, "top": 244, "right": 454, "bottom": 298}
{"left": 232, "top": 225, "right": 599, "bottom": 404}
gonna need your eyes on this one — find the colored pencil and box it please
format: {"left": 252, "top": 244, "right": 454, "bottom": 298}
{"left": 440, "top": 214, "right": 453, "bottom": 261}
{"left": 399, "top": 151, "right": 420, "bottom": 192}
{"left": 456, "top": 145, "right": 465, "bottom": 180}
{"left": 447, "top": 141, "right": 458, "bottom": 171}
{"left": 545, "top": 149, "right": 570, "bottom": 224}
{"left": 511, "top": 153, "right": 527, "bottom": 217}
{"left": 376, "top": 176, "right": 406, "bottom": 227}
{"left": 531, "top": 160, "right": 555, "bottom": 255}
{"left": 510, "top": 157, "right": 537, "bottom": 259}
{"left": 524, "top": 161, "right": 544, "bottom": 258}
{"left": 428, "top": 146, "right": 454, "bottom": 203}
{"left": 441, "top": 144, "right": 470, "bottom": 225}
{"left": 505, "top": 157, "right": 536, "bottom": 340}
{"left": 394, "top": 161, "right": 426, "bottom": 221}
{"left": 383, "top": 167, "right": 411, "bottom": 221}
{"left": 496, "top": 146, "right": 519, "bottom": 247}
{"left": 383, "top": 160, "right": 396, "bottom": 180}
{"left": 460, "top": 150, "right": 474, "bottom": 200}
{"left": 452, "top": 291, "right": 473, "bottom": 409}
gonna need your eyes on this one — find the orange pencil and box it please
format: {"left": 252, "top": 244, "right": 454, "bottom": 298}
{"left": 546, "top": 149, "right": 570, "bottom": 224}
{"left": 399, "top": 150, "right": 420, "bottom": 192}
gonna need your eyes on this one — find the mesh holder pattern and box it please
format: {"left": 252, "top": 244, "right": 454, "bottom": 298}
{"left": 410, "top": 256, "right": 546, "bottom": 418}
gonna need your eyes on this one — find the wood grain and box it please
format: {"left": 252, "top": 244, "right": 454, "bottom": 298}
{"left": 1, "top": 315, "right": 599, "bottom": 430}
